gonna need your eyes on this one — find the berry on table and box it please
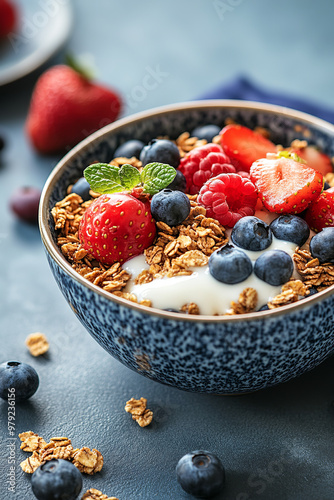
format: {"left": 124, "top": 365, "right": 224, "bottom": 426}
{"left": 250, "top": 156, "right": 323, "bottom": 214}
{"left": 304, "top": 187, "right": 334, "bottom": 233}
{"left": 176, "top": 450, "right": 225, "bottom": 498}
{"left": 113, "top": 139, "right": 145, "bottom": 159}
{"left": 269, "top": 215, "right": 310, "bottom": 246}
{"left": 71, "top": 177, "right": 91, "bottom": 201}
{"left": 198, "top": 173, "right": 257, "bottom": 227}
{"left": 0, "top": 361, "right": 39, "bottom": 401}
{"left": 166, "top": 169, "right": 187, "bottom": 192}
{"left": 31, "top": 459, "right": 82, "bottom": 500}
{"left": 191, "top": 124, "right": 221, "bottom": 142}
{"left": 179, "top": 143, "right": 235, "bottom": 194}
{"left": 309, "top": 227, "right": 334, "bottom": 263}
{"left": 140, "top": 139, "right": 180, "bottom": 168}
{"left": 79, "top": 192, "right": 156, "bottom": 265}
{"left": 254, "top": 250, "right": 294, "bottom": 286}
{"left": 220, "top": 124, "right": 276, "bottom": 172}
{"left": 9, "top": 186, "right": 41, "bottom": 224}
{"left": 209, "top": 244, "right": 253, "bottom": 284}
{"left": 151, "top": 189, "right": 190, "bottom": 226}
{"left": 231, "top": 216, "right": 272, "bottom": 251}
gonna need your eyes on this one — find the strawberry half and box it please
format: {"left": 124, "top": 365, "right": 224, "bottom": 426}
{"left": 250, "top": 156, "right": 323, "bottom": 214}
{"left": 290, "top": 145, "right": 333, "bottom": 176}
{"left": 79, "top": 193, "right": 156, "bottom": 265}
{"left": 304, "top": 187, "right": 334, "bottom": 232}
{"left": 220, "top": 124, "right": 276, "bottom": 172}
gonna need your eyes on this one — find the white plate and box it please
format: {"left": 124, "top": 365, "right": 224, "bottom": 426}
{"left": 0, "top": 0, "right": 72, "bottom": 86}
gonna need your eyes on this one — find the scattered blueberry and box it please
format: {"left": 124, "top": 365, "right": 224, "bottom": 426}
{"left": 71, "top": 177, "right": 91, "bottom": 201}
{"left": 191, "top": 124, "right": 221, "bottom": 143}
{"left": 114, "top": 139, "right": 145, "bottom": 159}
{"left": 140, "top": 139, "right": 180, "bottom": 168}
{"left": 166, "top": 169, "right": 187, "bottom": 192}
{"left": 270, "top": 215, "right": 310, "bottom": 247}
{"left": 209, "top": 244, "right": 253, "bottom": 284}
{"left": 254, "top": 250, "right": 294, "bottom": 286}
{"left": 258, "top": 304, "right": 269, "bottom": 311}
{"left": 309, "top": 227, "right": 334, "bottom": 263}
{"left": 151, "top": 189, "right": 190, "bottom": 226}
{"left": 231, "top": 216, "right": 272, "bottom": 251}
{"left": 176, "top": 450, "right": 225, "bottom": 499}
{"left": 31, "top": 459, "right": 82, "bottom": 500}
{"left": 324, "top": 182, "right": 330, "bottom": 190}
{"left": 0, "top": 361, "right": 39, "bottom": 401}
{"left": 9, "top": 186, "right": 41, "bottom": 224}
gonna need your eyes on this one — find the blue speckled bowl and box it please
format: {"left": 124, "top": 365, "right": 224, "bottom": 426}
{"left": 39, "top": 100, "right": 334, "bottom": 394}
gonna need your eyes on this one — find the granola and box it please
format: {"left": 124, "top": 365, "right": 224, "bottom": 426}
{"left": 82, "top": 489, "right": 119, "bottom": 500}
{"left": 25, "top": 332, "right": 49, "bottom": 357}
{"left": 226, "top": 288, "right": 258, "bottom": 315}
{"left": 125, "top": 397, "right": 153, "bottom": 427}
{"left": 19, "top": 432, "right": 103, "bottom": 475}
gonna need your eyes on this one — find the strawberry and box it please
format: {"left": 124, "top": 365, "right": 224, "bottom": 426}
{"left": 219, "top": 124, "right": 276, "bottom": 172}
{"left": 79, "top": 192, "right": 156, "bottom": 265}
{"left": 304, "top": 187, "right": 334, "bottom": 232}
{"left": 290, "top": 145, "right": 333, "bottom": 176}
{"left": 250, "top": 156, "right": 323, "bottom": 214}
{"left": 0, "top": 0, "right": 17, "bottom": 38}
{"left": 26, "top": 63, "right": 122, "bottom": 154}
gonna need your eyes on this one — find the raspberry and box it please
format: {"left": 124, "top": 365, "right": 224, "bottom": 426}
{"left": 198, "top": 173, "right": 258, "bottom": 227}
{"left": 179, "top": 143, "right": 235, "bottom": 194}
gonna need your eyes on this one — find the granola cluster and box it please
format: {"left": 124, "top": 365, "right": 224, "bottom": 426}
{"left": 82, "top": 489, "right": 119, "bottom": 500}
{"left": 293, "top": 247, "right": 334, "bottom": 291}
{"left": 25, "top": 332, "right": 49, "bottom": 357}
{"left": 125, "top": 397, "right": 153, "bottom": 427}
{"left": 19, "top": 431, "right": 103, "bottom": 475}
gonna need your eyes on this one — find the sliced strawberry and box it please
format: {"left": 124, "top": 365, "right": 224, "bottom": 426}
{"left": 250, "top": 157, "right": 323, "bottom": 214}
{"left": 304, "top": 187, "right": 334, "bottom": 232}
{"left": 219, "top": 124, "right": 276, "bottom": 172}
{"left": 290, "top": 145, "right": 333, "bottom": 176}
{"left": 79, "top": 193, "right": 156, "bottom": 265}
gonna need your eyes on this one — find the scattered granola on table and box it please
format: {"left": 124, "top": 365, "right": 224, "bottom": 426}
{"left": 82, "top": 489, "right": 119, "bottom": 500}
{"left": 25, "top": 332, "right": 49, "bottom": 357}
{"left": 125, "top": 397, "right": 153, "bottom": 427}
{"left": 19, "top": 431, "right": 103, "bottom": 474}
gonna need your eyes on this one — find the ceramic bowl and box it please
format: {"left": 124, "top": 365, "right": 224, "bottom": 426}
{"left": 39, "top": 100, "right": 334, "bottom": 394}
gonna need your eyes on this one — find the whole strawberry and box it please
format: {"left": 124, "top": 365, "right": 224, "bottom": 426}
{"left": 26, "top": 59, "right": 122, "bottom": 154}
{"left": 304, "top": 187, "right": 334, "bottom": 232}
{"left": 79, "top": 193, "right": 156, "bottom": 265}
{"left": 0, "top": 0, "right": 17, "bottom": 38}
{"left": 78, "top": 161, "right": 177, "bottom": 265}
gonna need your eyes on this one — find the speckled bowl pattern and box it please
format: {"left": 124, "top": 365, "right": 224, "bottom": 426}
{"left": 40, "top": 100, "right": 334, "bottom": 394}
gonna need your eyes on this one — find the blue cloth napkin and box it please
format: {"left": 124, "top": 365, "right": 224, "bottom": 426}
{"left": 198, "top": 76, "right": 334, "bottom": 124}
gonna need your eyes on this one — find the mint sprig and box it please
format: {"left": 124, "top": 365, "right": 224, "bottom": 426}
{"left": 83, "top": 162, "right": 176, "bottom": 196}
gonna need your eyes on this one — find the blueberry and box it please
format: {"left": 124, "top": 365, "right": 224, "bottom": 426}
{"left": 0, "top": 361, "right": 39, "bottom": 401}
{"left": 9, "top": 186, "right": 41, "bottom": 224}
{"left": 309, "top": 227, "right": 334, "bottom": 263}
{"left": 254, "top": 250, "right": 294, "bottom": 286}
{"left": 209, "top": 244, "right": 253, "bottom": 284}
{"left": 166, "top": 169, "right": 187, "bottom": 192}
{"left": 31, "top": 459, "right": 82, "bottom": 500}
{"left": 191, "top": 124, "right": 221, "bottom": 143}
{"left": 270, "top": 215, "right": 310, "bottom": 247}
{"left": 176, "top": 450, "right": 225, "bottom": 498}
{"left": 151, "top": 189, "right": 190, "bottom": 226}
{"left": 231, "top": 216, "right": 272, "bottom": 251}
{"left": 140, "top": 139, "right": 180, "bottom": 168}
{"left": 113, "top": 139, "right": 145, "bottom": 159}
{"left": 324, "top": 182, "right": 330, "bottom": 190}
{"left": 71, "top": 177, "right": 91, "bottom": 201}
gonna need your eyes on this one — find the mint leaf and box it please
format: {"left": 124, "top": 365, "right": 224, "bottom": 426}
{"left": 84, "top": 163, "right": 123, "bottom": 194}
{"left": 141, "top": 163, "right": 177, "bottom": 195}
{"left": 119, "top": 164, "right": 141, "bottom": 190}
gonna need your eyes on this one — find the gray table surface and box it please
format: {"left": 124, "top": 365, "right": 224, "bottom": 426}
{"left": 1, "top": 1, "right": 334, "bottom": 499}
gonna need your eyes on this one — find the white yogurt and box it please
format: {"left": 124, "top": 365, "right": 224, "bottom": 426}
{"left": 122, "top": 236, "right": 299, "bottom": 316}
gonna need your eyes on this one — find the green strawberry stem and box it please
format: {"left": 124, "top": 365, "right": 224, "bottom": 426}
{"left": 65, "top": 53, "right": 95, "bottom": 81}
